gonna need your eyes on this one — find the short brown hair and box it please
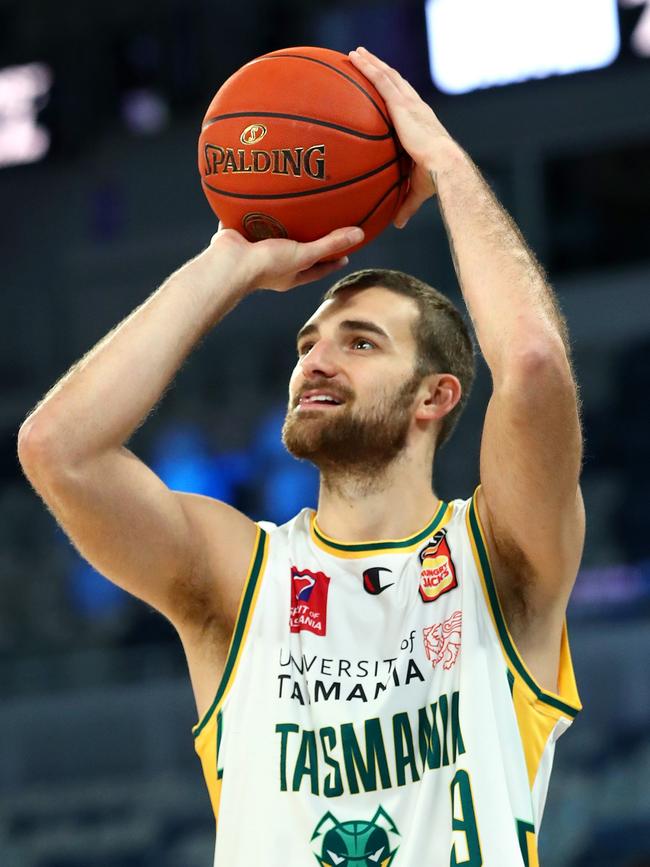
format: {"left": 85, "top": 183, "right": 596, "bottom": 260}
{"left": 323, "top": 268, "right": 475, "bottom": 449}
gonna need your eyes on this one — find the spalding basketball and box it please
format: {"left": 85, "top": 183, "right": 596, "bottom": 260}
{"left": 198, "top": 46, "right": 411, "bottom": 252}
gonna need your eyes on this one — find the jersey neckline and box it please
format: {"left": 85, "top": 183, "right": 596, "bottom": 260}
{"left": 309, "top": 499, "right": 452, "bottom": 558}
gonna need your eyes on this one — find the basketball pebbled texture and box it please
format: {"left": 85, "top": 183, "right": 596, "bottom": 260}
{"left": 198, "top": 46, "right": 412, "bottom": 252}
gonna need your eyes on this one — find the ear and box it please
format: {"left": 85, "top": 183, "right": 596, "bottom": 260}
{"left": 414, "top": 373, "right": 462, "bottom": 423}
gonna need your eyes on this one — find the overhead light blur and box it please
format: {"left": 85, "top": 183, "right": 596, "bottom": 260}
{"left": 425, "top": 0, "right": 621, "bottom": 94}
{"left": 620, "top": 0, "right": 650, "bottom": 56}
{"left": 0, "top": 62, "right": 52, "bottom": 168}
{"left": 120, "top": 87, "right": 170, "bottom": 136}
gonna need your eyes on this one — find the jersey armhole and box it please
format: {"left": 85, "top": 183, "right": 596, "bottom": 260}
{"left": 465, "top": 486, "right": 581, "bottom": 720}
{"left": 466, "top": 486, "right": 581, "bottom": 795}
{"left": 192, "top": 525, "right": 269, "bottom": 741}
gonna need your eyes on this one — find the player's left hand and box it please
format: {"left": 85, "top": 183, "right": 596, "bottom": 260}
{"left": 348, "top": 46, "right": 456, "bottom": 229}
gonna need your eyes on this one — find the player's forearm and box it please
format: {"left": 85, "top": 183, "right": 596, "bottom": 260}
{"left": 19, "top": 247, "right": 249, "bottom": 464}
{"left": 429, "top": 140, "right": 571, "bottom": 382}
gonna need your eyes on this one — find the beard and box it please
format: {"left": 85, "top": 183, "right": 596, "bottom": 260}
{"left": 282, "top": 370, "right": 422, "bottom": 479}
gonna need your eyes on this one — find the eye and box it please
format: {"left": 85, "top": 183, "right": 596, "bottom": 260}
{"left": 297, "top": 342, "right": 314, "bottom": 356}
{"left": 326, "top": 851, "right": 346, "bottom": 865}
{"left": 351, "top": 337, "right": 374, "bottom": 350}
{"left": 368, "top": 847, "right": 385, "bottom": 862}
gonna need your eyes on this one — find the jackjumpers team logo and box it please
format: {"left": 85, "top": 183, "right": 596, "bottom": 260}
{"left": 423, "top": 610, "right": 462, "bottom": 671}
{"left": 290, "top": 567, "right": 331, "bottom": 636}
{"left": 311, "top": 807, "right": 400, "bottom": 867}
{"left": 418, "top": 528, "right": 458, "bottom": 603}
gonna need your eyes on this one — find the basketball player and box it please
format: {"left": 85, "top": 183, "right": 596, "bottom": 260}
{"left": 18, "top": 47, "right": 583, "bottom": 865}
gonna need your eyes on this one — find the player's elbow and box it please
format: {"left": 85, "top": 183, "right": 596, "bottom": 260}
{"left": 496, "top": 345, "right": 580, "bottom": 433}
{"left": 505, "top": 338, "right": 575, "bottom": 393}
{"left": 17, "top": 417, "right": 65, "bottom": 480}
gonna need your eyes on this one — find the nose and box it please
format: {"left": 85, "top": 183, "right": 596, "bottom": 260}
{"left": 299, "top": 338, "right": 340, "bottom": 379}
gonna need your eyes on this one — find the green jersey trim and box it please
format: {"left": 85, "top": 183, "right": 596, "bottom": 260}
{"left": 468, "top": 493, "right": 580, "bottom": 719}
{"left": 193, "top": 527, "right": 269, "bottom": 739}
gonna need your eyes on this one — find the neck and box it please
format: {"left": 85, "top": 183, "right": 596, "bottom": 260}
{"left": 315, "top": 452, "right": 440, "bottom": 542}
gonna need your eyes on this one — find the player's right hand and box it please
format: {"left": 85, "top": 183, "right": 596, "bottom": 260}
{"left": 201, "top": 224, "right": 364, "bottom": 293}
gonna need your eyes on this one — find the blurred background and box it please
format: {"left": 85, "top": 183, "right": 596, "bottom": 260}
{"left": 1, "top": 0, "right": 649, "bottom": 864}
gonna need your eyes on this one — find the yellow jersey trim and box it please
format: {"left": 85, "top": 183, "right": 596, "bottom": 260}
{"left": 310, "top": 500, "right": 453, "bottom": 559}
{"left": 466, "top": 486, "right": 581, "bottom": 789}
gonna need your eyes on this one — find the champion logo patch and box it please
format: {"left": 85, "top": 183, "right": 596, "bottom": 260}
{"left": 290, "top": 567, "right": 330, "bottom": 636}
{"left": 362, "top": 566, "right": 394, "bottom": 595}
{"left": 418, "top": 528, "right": 458, "bottom": 603}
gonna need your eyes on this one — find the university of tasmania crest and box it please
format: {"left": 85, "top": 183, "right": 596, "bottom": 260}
{"left": 418, "top": 528, "right": 458, "bottom": 603}
{"left": 423, "top": 610, "right": 463, "bottom": 671}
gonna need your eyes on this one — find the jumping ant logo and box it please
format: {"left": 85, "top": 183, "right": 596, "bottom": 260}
{"left": 240, "top": 123, "right": 267, "bottom": 145}
{"left": 311, "top": 806, "right": 400, "bottom": 867}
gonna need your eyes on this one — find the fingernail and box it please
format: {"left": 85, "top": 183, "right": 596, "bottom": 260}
{"left": 394, "top": 218, "right": 408, "bottom": 229}
{"left": 347, "top": 228, "right": 364, "bottom": 243}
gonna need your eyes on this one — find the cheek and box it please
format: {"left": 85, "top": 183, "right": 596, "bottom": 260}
{"left": 288, "top": 365, "right": 302, "bottom": 397}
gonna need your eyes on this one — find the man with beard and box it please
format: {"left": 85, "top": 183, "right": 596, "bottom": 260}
{"left": 19, "top": 48, "right": 583, "bottom": 866}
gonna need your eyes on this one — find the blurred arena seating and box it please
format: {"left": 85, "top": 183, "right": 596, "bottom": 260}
{"left": 2, "top": 0, "right": 650, "bottom": 864}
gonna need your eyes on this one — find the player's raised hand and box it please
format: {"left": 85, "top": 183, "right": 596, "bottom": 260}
{"left": 348, "top": 46, "right": 456, "bottom": 229}
{"left": 199, "top": 224, "right": 364, "bottom": 293}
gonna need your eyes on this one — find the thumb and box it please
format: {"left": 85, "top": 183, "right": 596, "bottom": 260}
{"left": 297, "top": 226, "right": 364, "bottom": 267}
{"left": 393, "top": 188, "right": 430, "bottom": 230}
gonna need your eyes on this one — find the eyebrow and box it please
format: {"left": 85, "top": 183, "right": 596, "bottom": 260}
{"left": 296, "top": 318, "right": 391, "bottom": 346}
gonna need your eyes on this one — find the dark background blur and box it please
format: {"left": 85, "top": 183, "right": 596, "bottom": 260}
{"left": 1, "top": 1, "right": 650, "bottom": 865}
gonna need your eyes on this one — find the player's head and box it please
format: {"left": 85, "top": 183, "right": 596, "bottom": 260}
{"left": 282, "top": 268, "right": 475, "bottom": 476}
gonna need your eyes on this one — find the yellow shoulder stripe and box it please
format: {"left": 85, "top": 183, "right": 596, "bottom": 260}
{"left": 466, "top": 487, "right": 581, "bottom": 788}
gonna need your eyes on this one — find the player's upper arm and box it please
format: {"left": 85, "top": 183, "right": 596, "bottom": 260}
{"left": 18, "top": 433, "right": 258, "bottom": 632}
{"left": 478, "top": 344, "right": 585, "bottom": 617}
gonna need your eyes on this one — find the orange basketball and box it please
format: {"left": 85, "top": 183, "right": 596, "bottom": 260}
{"left": 198, "top": 46, "right": 411, "bottom": 253}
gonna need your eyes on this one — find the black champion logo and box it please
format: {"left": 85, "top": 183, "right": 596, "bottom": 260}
{"left": 362, "top": 567, "right": 394, "bottom": 595}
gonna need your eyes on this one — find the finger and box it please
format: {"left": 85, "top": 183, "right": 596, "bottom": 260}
{"left": 393, "top": 189, "right": 430, "bottom": 230}
{"left": 348, "top": 49, "right": 403, "bottom": 101}
{"left": 211, "top": 221, "right": 227, "bottom": 243}
{"left": 353, "top": 47, "right": 415, "bottom": 100}
{"left": 293, "top": 257, "right": 349, "bottom": 288}
{"left": 298, "top": 226, "right": 364, "bottom": 268}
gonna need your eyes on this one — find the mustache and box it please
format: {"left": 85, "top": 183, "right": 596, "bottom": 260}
{"left": 293, "top": 379, "right": 355, "bottom": 408}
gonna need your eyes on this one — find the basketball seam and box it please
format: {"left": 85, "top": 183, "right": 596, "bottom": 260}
{"left": 201, "top": 154, "right": 401, "bottom": 201}
{"left": 262, "top": 53, "right": 392, "bottom": 132}
{"left": 202, "top": 111, "right": 394, "bottom": 142}
{"left": 358, "top": 176, "right": 407, "bottom": 227}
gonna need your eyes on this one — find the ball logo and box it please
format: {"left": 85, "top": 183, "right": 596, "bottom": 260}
{"left": 203, "top": 143, "right": 327, "bottom": 179}
{"left": 243, "top": 212, "right": 288, "bottom": 240}
{"left": 240, "top": 123, "right": 267, "bottom": 145}
{"left": 418, "top": 529, "right": 458, "bottom": 603}
{"left": 290, "top": 567, "right": 331, "bottom": 636}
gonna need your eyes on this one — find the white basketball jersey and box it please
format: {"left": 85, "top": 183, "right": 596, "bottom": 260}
{"left": 193, "top": 488, "right": 580, "bottom": 866}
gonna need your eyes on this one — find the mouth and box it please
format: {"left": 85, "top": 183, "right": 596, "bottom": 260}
{"left": 296, "top": 391, "right": 346, "bottom": 411}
